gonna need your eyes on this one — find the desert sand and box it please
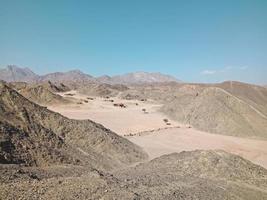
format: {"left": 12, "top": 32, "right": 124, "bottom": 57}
{"left": 49, "top": 91, "right": 267, "bottom": 168}
{"left": 128, "top": 128, "right": 267, "bottom": 168}
{"left": 49, "top": 91, "right": 182, "bottom": 135}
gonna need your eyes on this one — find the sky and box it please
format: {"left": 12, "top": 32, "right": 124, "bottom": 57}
{"left": 0, "top": 0, "right": 266, "bottom": 84}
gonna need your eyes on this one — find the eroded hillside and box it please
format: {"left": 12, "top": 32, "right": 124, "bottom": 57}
{"left": 1, "top": 150, "right": 266, "bottom": 199}
{"left": 0, "top": 82, "right": 148, "bottom": 170}
{"left": 119, "top": 82, "right": 267, "bottom": 138}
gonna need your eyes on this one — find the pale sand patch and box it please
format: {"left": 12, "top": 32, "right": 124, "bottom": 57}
{"left": 49, "top": 91, "right": 267, "bottom": 169}
{"left": 128, "top": 128, "right": 267, "bottom": 168}
{"left": 49, "top": 92, "right": 181, "bottom": 135}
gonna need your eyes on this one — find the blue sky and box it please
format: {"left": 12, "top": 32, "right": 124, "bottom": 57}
{"left": 0, "top": 0, "right": 266, "bottom": 84}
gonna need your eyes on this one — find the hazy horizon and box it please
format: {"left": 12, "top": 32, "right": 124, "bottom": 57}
{"left": 2, "top": 64, "right": 267, "bottom": 86}
{"left": 1, "top": 0, "right": 266, "bottom": 84}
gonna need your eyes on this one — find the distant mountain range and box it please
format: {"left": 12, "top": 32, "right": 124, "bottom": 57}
{"left": 96, "top": 72, "right": 181, "bottom": 84}
{"left": 0, "top": 65, "right": 181, "bottom": 85}
{"left": 0, "top": 65, "right": 39, "bottom": 82}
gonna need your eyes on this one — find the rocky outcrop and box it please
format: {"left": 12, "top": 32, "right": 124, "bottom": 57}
{"left": 0, "top": 82, "right": 148, "bottom": 169}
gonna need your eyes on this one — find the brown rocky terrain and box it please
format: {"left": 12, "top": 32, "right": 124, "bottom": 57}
{"left": 18, "top": 85, "right": 70, "bottom": 105}
{"left": 0, "top": 66, "right": 95, "bottom": 86}
{"left": 0, "top": 82, "right": 147, "bottom": 170}
{"left": 42, "top": 81, "right": 71, "bottom": 93}
{"left": 118, "top": 81, "right": 267, "bottom": 139}
{"left": 216, "top": 81, "right": 267, "bottom": 116}
{"left": 7, "top": 81, "right": 71, "bottom": 105}
{"left": 1, "top": 81, "right": 267, "bottom": 199}
{"left": 161, "top": 86, "right": 267, "bottom": 139}
{"left": 1, "top": 150, "right": 266, "bottom": 199}
{"left": 96, "top": 71, "right": 181, "bottom": 85}
{"left": 115, "top": 150, "right": 267, "bottom": 199}
{"left": 0, "top": 65, "right": 39, "bottom": 83}
{"left": 8, "top": 81, "right": 70, "bottom": 93}
{"left": 77, "top": 82, "right": 128, "bottom": 97}
{"left": 1, "top": 67, "right": 267, "bottom": 199}
{"left": 0, "top": 66, "right": 181, "bottom": 85}
{"left": 39, "top": 70, "right": 95, "bottom": 85}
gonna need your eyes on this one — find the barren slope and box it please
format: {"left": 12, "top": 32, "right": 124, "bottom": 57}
{"left": 39, "top": 70, "right": 94, "bottom": 84}
{"left": 115, "top": 150, "right": 267, "bottom": 199}
{"left": 0, "top": 65, "right": 39, "bottom": 82}
{"left": 1, "top": 150, "right": 266, "bottom": 199}
{"left": 78, "top": 83, "right": 128, "bottom": 97}
{"left": 128, "top": 127, "right": 267, "bottom": 168}
{"left": 118, "top": 82, "right": 267, "bottom": 138}
{"left": 97, "top": 71, "right": 181, "bottom": 85}
{"left": 18, "top": 85, "right": 70, "bottom": 105}
{"left": 0, "top": 82, "right": 148, "bottom": 170}
{"left": 161, "top": 86, "right": 267, "bottom": 138}
{"left": 217, "top": 81, "right": 267, "bottom": 116}
{"left": 7, "top": 81, "right": 71, "bottom": 105}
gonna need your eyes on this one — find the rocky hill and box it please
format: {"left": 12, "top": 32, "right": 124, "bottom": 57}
{"left": 1, "top": 150, "right": 266, "bottom": 199}
{"left": 161, "top": 85, "right": 267, "bottom": 139}
{"left": 119, "top": 81, "right": 184, "bottom": 101}
{"left": 216, "top": 81, "right": 267, "bottom": 116}
{"left": 97, "top": 71, "right": 181, "bottom": 85}
{"left": 78, "top": 83, "right": 129, "bottom": 97}
{"left": 0, "top": 80, "right": 266, "bottom": 199}
{"left": 114, "top": 150, "right": 267, "bottom": 199}
{"left": 118, "top": 81, "right": 267, "bottom": 139}
{"left": 0, "top": 65, "right": 39, "bottom": 82}
{"left": 96, "top": 75, "right": 113, "bottom": 83}
{"left": 7, "top": 81, "right": 70, "bottom": 105}
{"left": 0, "top": 66, "right": 95, "bottom": 85}
{"left": 0, "top": 66, "right": 182, "bottom": 88}
{"left": 39, "top": 70, "right": 95, "bottom": 84}
{"left": 42, "top": 81, "right": 71, "bottom": 93}
{"left": 0, "top": 82, "right": 148, "bottom": 169}
{"left": 18, "top": 85, "right": 70, "bottom": 105}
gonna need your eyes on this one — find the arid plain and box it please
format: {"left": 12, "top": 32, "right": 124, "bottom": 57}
{"left": 1, "top": 66, "right": 267, "bottom": 199}
{"left": 50, "top": 90, "right": 267, "bottom": 169}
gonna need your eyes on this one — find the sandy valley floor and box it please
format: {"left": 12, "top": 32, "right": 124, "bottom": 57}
{"left": 49, "top": 91, "right": 267, "bottom": 168}
{"left": 49, "top": 91, "right": 182, "bottom": 135}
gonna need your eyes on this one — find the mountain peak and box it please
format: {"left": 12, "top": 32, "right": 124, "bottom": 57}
{"left": 40, "top": 69, "right": 94, "bottom": 83}
{"left": 108, "top": 71, "right": 181, "bottom": 85}
{"left": 7, "top": 64, "right": 19, "bottom": 70}
{"left": 0, "top": 65, "right": 38, "bottom": 82}
{"left": 0, "top": 66, "right": 182, "bottom": 85}
{"left": 6, "top": 65, "right": 33, "bottom": 72}
{"left": 67, "top": 69, "right": 84, "bottom": 74}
